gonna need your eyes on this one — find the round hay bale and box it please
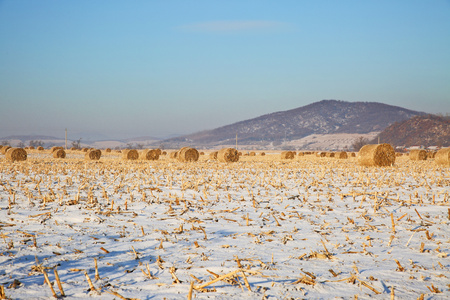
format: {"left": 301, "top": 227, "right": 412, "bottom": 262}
{"left": 357, "top": 144, "right": 395, "bottom": 167}
{"left": 326, "top": 152, "right": 335, "bottom": 158}
{"left": 249, "top": 152, "right": 256, "bottom": 156}
{"left": 85, "top": 149, "right": 101, "bottom": 160}
{"left": 209, "top": 151, "right": 218, "bottom": 159}
{"left": 260, "top": 152, "right": 266, "bottom": 156}
{"left": 199, "top": 152, "right": 205, "bottom": 155}
{"left": 53, "top": 149, "right": 66, "bottom": 158}
{"left": 177, "top": 147, "right": 199, "bottom": 162}
{"left": 51, "top": 146, "right": 63, "bottom": 153}
{"left": 350, "top": 152, "right": 356, "bottom": 157}
{"left": 122, "top": 149, "right": 139, "bottom": 160}
{"left": 281, "top": 151, "right": 295, "bottom": 159}
{"left": 429, "top": 151, "right": 436, "bottom": 159}
{"left": 316, "top": 152, "right": 326, "bottom": 157}
{"left": 337, "top": 151, "right": 348, "bottom": 159}
{"left": 29, "top": 146, "right": 35, "bottom": 150}
{"left": 82, "top": 148, "right": 89, "bottom": 152}
{"left": 70, "top": 147, "right": 77, "bottom": 151}
{"left": 169, "top": 151, "right": 178, "bottom": 159}
{"left": 297, "top": 152, "right": 305, "bottom": 156}
{"left": 238, "top": 152, "right": 242, "bottom": 156}
{"left": 435, "top": 148, "right": 450, "bottom": 165}
{"left": 105, "top": 148, "right": 112, "bottom": 153}
{"left": 155, "top": 149, "right": 162, "bottom": 156}
{"left": 395, "top": 152, "right": 403, "bottom": 157}
{"left": 162, "top": 151, "right": 167, "bottom": 155}
{"left": 141, "top": 149, "right": 160, "bottom": 161}
{"left": 217, "top": 148, "right": 239, "bottom": 162}
{"left": 1, "top": 146, "right": 11, "bottom": 154}
{"left": 37, "top": 146, "right": 44, "bottom": 151}
{"left": 5, "top": 148, "right": 27, "bottom": 162}
{"left": 409, "top": 149, "right": 427, "bottom": 161}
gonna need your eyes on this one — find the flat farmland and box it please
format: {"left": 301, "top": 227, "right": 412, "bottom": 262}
{"left": 0, "top": 150, "right": 449, "bottom": 299}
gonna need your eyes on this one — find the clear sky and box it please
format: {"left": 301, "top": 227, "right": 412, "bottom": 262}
{"left": 1, "top": 0, "right": 449, "bottom": 140}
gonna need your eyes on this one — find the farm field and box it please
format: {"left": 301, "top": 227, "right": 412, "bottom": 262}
{"left": 0, "top": 150, "right": 449, "bottom": 299}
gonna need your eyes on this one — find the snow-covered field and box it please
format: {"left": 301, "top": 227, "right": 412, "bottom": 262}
{"left": 0, "top": 151, "right": 449, "bottom": 299}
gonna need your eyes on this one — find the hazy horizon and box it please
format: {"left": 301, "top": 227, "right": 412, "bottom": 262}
{"left": 1, "top": 1, "right": 449, "bottom": 140}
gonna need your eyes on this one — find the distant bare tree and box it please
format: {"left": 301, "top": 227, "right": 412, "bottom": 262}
{"left": 17, "top": 141, "right": 25, "bottom": 148}
{"left": 29, "top": 140, "right": 44, "bottom": 148}
{"left": 1, "top": 140, "right": 8, "bottom": 146}
{"left": 135, "top": 143, "right": 144, "bottom": 149}
{"left": 71, "top": 138, "right": 82, "bottom": 149}
{"left": 352, "top": 136, "right": 370, "bottom": 152}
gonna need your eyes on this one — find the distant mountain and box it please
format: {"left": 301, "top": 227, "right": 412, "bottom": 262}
{"left": 374, "top": 114, "right": 450, "bottom": 147}
{"left": 161, "top": 100, "right": 425, "bottom": 148}
{"left": 0, "top": 135, "right": 63, "bottom": 141}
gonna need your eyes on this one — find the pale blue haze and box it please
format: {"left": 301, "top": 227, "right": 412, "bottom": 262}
{"left": 0, "top": 0, "right": 449, "bottom": 139}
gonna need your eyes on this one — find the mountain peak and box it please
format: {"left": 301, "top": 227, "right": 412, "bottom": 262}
{"left": 162, "top": 100, "right": 425, "bottom": 148}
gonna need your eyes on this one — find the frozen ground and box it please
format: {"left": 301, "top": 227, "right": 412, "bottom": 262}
{"left": 0, "top": 152, "right": 449, "bottom": 299}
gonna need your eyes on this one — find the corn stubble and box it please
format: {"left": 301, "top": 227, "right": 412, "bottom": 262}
{"left": 0, "top": 149, "right": 449, "bottom": 299}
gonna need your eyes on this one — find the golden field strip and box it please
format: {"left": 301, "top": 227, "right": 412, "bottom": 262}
{"left": 0, "top": 150, "right": 449, "bottom": 299}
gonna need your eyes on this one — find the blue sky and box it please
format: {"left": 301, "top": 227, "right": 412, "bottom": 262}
{"left": 1, "top": 0, "right": 449, "bottom": 140}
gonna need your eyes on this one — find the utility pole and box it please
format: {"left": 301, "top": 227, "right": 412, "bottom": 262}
{"left": 65, "top": 129, "right": 67, "bottom": 149}
{"left": 235, "top": 133, "right": 238, "bottom": 150}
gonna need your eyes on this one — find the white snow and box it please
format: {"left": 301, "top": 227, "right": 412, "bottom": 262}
{"left": 0, "top": 152, "right": 449, "bottom": 299}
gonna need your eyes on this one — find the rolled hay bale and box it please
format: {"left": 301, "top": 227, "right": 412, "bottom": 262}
{"left": 350, "top": 152, "right": 356, "bottom": 157}
{"left": 297, "top": 152, "right": 305, "bottom": 156}
{"left": 217, "top": 148, "right": 239, "bottom": 162}
{"left": 395, "top": 152, "right": 403, "bottom": 157}
{"left": 260, "top": 152, "right": 266, "bottom": 156}
{"left": 82, "top": 148, "right": 89, "bottom": 152}
{"left": 326, "top": 152, "right": 335, "bottom": 158}
{"left": 429, "top": 151, "right": 436, "bottom": 159}
{"left": 177, "top": 147, "right": 199, "bottom": 162}
{"left": 238, "top": 152, "right": 242, "bottom": 156}
{"left": 53, "top": 149, "right": 66, "bottom": 158}
{"left": 337, "top": 151, "right": 348, "bottom": 159}
{"left": 316, "top": 152, "right": 326, "bottom": 157}
{"left": 281, "top": 151, "right": 295, "bottom": 159}
{"left": 1, "top": 146, "right": 11, "bottom": 154}
{"left": 435, "top": 148, "right": 450, "bottom": 165}
{"left": 155, "top": 149, "right": 162, "bottom": 156}
{"left": 85, "top": 149, "right": 101, "bottom": 160}
{"left": 5, "top": 148, "right": 27, "bottom": 162}
{"left": 357, "top": 144, "right": 396, "bottom": 167}
{"left": 105, "top": 148, "right": 112, "bottom": 153}
{"left": 169, "top": 151, "right": 178, "bottom": 159}
{"left": 29, "top": 146, "right": 35, "bottom": 150}
{"left": 209, "top": 151, "right": 218, "bottom": 159}
{"left": 37, "top": 146, "right": 44, "bottom": 151}
{"left": 141, "top": 149, "right": 160, "bottom": 161}
{"left": 122, "top": 149, "right": 139, "bottom": 160}
{"left": 199, "top": 152, "right": 205, "bottom": 155}
{"left": 249, "top": 152, "right": 256, "bottom": 156}
{"left": 51, "top": 146, "right": 64, "bottom": 153}
{"left": 70, "top": 147, "right": 77, "bottom": 150}
{"left": 409, "top": 149, "right": 427, "bottom": 161}
{"left": 162, "top": 151, "right": 167, "bottom": 155}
